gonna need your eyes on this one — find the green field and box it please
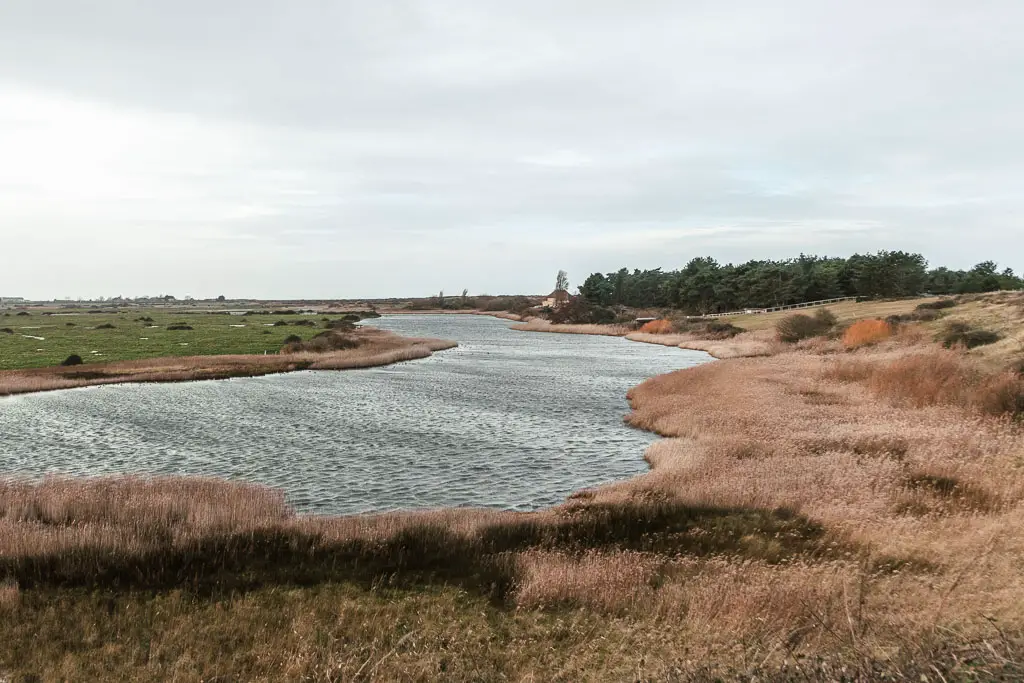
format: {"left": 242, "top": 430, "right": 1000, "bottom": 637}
{"left": 0, "top": 310, "right": 329, "bottom": 370}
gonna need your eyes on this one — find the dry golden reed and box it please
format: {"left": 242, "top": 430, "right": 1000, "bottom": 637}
{"left": 842, "top": 318, "right": 892, "bottom": 348}
{"left": 638, "top": 319, "right": 673, "bottom": 334}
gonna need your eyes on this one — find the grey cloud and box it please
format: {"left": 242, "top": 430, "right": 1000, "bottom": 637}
{"left": 0, "top": 1, "right": 1022, "bottom": 298}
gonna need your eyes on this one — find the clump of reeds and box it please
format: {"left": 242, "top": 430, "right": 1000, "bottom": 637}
{"left": 638, "top": 319, "right": 673, "bottom": 334}
{"left": 826, "top": 348, "right": 1024, "bottom": 417}
{"left": 842, "top": 319, "right": 892, "bottom": 348}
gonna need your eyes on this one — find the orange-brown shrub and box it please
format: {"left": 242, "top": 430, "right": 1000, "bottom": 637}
{"left": 842, "top": 319, "right": 892, "bottom": 348}
{"left": 639, "top": 319, "right": 673, "bottom": 334}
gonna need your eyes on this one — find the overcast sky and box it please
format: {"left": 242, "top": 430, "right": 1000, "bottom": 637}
{"left": 1, "top": 1, "right": 1022, "bottom": 300}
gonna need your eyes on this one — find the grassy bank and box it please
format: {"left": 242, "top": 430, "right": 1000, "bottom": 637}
{"left": 0, "top": 327, "right": 456, "bottom": 397}
{"left": 2, "top": 295, "right": 1023, "bottom": 680}
{"left": 0, "top": 309, "right": 349, "bottom": 370}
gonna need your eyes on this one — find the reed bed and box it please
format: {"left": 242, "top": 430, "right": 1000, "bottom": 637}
{"left": 0, "top": 328, "right": 456, "bottom": 397}
{"left": 510, "top": 319, "right": 630, "bottom": 336}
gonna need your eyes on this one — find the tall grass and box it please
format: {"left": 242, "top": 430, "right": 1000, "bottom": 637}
{"left": 842, "top": 319, "right": 892, "bottom": 348}
{"left": 638, "top": 319, "right": 673, "bottom": 334}
{"left": 826, "top": 348, "right": 1024, "bottom": 416}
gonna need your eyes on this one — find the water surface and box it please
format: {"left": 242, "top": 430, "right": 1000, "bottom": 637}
{"left": 0, "top": 315, "right": 711, "bottom": 514}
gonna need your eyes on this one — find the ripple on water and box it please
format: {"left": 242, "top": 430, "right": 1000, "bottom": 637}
{"left": 0, "top": 315, "right": 712, "bottom": 514}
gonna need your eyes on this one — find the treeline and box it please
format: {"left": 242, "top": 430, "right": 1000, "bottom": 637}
{"left": 578, "top": 252, "right": 1023, "bottom": 315}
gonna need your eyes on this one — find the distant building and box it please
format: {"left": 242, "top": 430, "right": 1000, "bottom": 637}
{"left": 542, "top": 289, "right": 570, "bottom": 308}
{"left": 0, "top": 297, "right": 25, "bottom": 305}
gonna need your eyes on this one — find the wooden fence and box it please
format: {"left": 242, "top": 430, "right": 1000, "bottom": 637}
{"left": 690, "top": 296, "right": 857, "bottom": 320}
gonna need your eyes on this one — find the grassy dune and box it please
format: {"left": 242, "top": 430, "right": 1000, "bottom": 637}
{"left": 1, "top": 295, "right": 1023, "bottom": 680}
{"left": 709, "top": 297, "right": 942, "bottom": 331}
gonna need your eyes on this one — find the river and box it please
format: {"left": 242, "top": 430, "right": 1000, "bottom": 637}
{"left": 0, "top": 315, "right": 711, "bottom": 514}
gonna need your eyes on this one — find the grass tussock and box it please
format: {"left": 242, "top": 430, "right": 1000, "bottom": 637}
{"left": 842, "top": 319, "right": 892, "bottom": 348}
{"left": 638, "top": 319, "right": 673, "bottom": 334}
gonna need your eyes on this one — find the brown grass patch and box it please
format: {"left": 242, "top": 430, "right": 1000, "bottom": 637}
{"left": 0, "top": 578, "right": 18, "bottom": 611}
{"left": 826, "top": 348, "right": 1024, "bottom": 417}
{"left": 638, "top": 319, "right": 673, "bottom": 334}
{"left": 843, "top": 319, "right": 892, "bottom": 348}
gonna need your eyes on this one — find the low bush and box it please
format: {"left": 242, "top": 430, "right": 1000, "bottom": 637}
{"left": 272, "top": 321, "right": 289, "bottom": 327}
{"left": 282, "top": 330, "right": 361, "bottom": 353}
{"left": 291, "top": 320, "right": 317, "bottom": 327}
{"left": 776, "top": 312, "right": 832, "bottom": 343}
{"left": 916, "top": 299, "right": 957, "bottom": 311}
{"left": 639, "top": 319, "right": 673, "bottom": 334}
{"left": 167, "top": 324, "right": 193, "bottom": 331}
{"left": 0, "top": 328, "right": 12, "bottom": 334}
{"left": 16, "top": 311, "right": 29, "bottom": 316}
{"left": 60, "top": 355, "right": 84, "bottom": 366}
{"left": 283, "top": 334, "right": 303, "bottom": 344}
{"left": 94, "top": 323, "right": 116, "bottom": 330}
{"left": 65, "top": 322, "right": 76, "bottom": 327}
{"left": 324, "top": 319, "right": 357, "bottom": 331}
{"left": 941, "top": 322, "right": 1001, "bottom": 349}
{"left": 842, "top": 319, "right": 892, "bottom": 348}
{"left": 341, "top": 314, "right": 361, "bottom": 322}
{"left": 887, "top": 309, "right": 943, "bottom": 324}
{"left": 703, "top": 321, "right": 745, "bottom": 339}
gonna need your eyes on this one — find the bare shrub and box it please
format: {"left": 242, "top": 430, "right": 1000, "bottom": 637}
{"left": 776, "top": 313, "right": 831, "bottom": 343}
{"left": 701, "top": 321, "right": 746, "bottom": 339}
{"left": 941, "top": 321, "right": 1001, "bottom": 349}
{"left": 283, "top": 331, "right": 361, "bottom": 354}
{"left": 917, "top": 299, "right": 957, "bottom": 311}
{"left": 60, "top": 355, "right": 84, "bottom": 367}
